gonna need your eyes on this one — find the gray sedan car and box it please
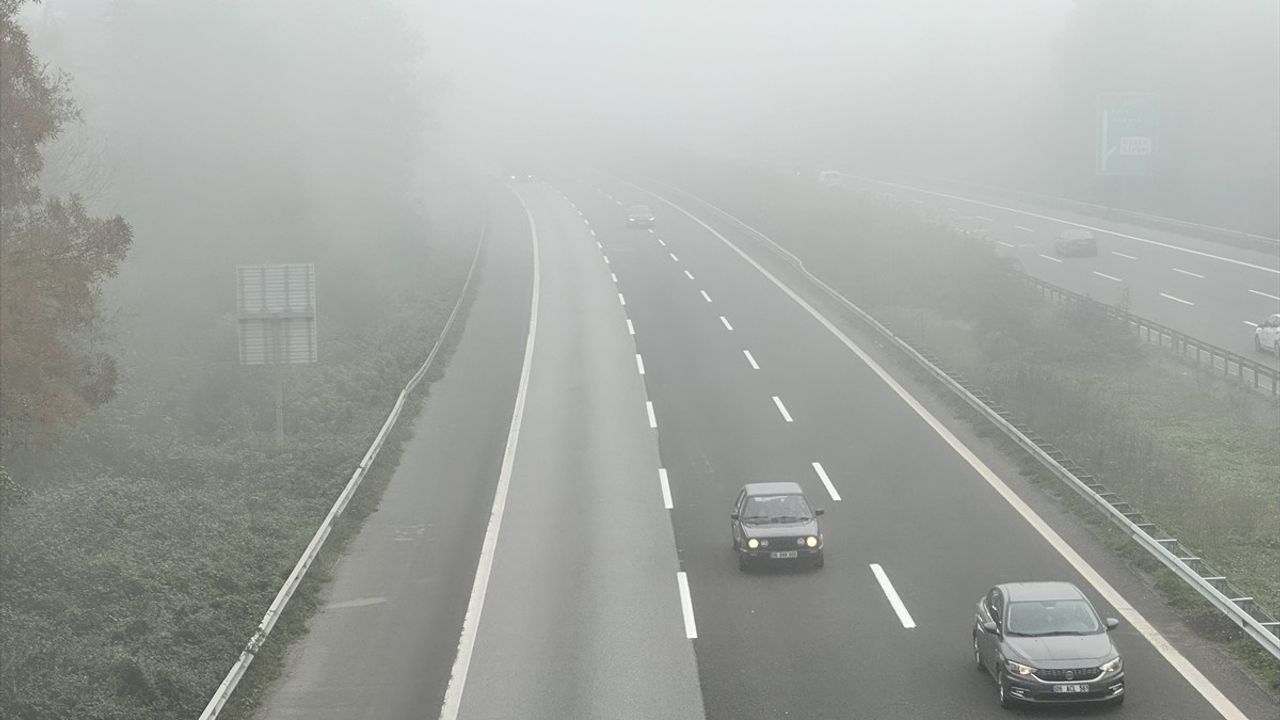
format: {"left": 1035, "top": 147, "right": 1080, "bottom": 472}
{"left": 730, "top": 482, "right": 824, "bottom": 571}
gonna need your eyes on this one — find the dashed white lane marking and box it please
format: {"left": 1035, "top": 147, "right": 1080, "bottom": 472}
{"left": 1092, "top": 271, "right": 1122, "bottom": 282}
{"left": 646, "top": 401, "right": 657, "bottom": 428}
{"left": 658, "top": 468, "right": 674, "bottom": 510}
{"left": 1015, "top": 225, "right": 1036, "bottom": 233}
{"left": 626, "top": 318, "right": 635, "bottom": 335}
{"left": 771, "top": 396, "right": 793, "bottom": 423}
{"left": 743, "top": 350, "right": 760, "bottom": 370}
{"left": 700, "top": 290, "right": 713, "bottom": 303}
{"left": 635, "top": 354, "right": 645, "bottom": 375}
{"left": 669, "top": 253, "right": 680, "bottom": 262}
{"left": 615, "top": 200, "right": 623, "bottom": 206}
{"left": 618, "top": 293, "right": 626, "bottom": 306}
{"left": 647, "top": 228, "right": 655, "bottom": 234}
{"left": 1249, "top": 288, "right": 1280, "bottom": 301}
{"left": 996, "top": 240, "right": 1015, "bottom": 248}
{"left": 611, "top": 273, "right": 617, "bottom": 283}
{"left": 603, "top": 255, "right": 610, "bottom": 265}
{"left": 1243, "top": 320, "right": 1259, "bottom": 328}
{"left": 676, "top": 572, "right": 697, "bottom": 639}
{"left": 1160, "top": 292, "right": 1195, "bottom": 306}
{"left": 974, "top": 215, "right": 993, "bottom": 222}
{"left": 1172, "top": 268, "right": 1205, "bottom": 279}
{"left": 596, "top": 241, "right": 603, "bottom": 249}
{"left": 589, "top": 228, "right": 596, "bottom": 237}
{"left": 1038, "top": 253, "right": 1063, "bottom": 263}
{"left": 326, "top": 596, "right": 388, "bottom": 610}
{"left": 684, "top": 270, "right": 695, "bottom": 280}
{"left": 870, "top": 564, "right": 916, "bottom": 629}
{"left": 1111, "top": 251, "right": 1138, "bottom": 260}
{"left": 719, "top": 315, "right": 734, "bottom": 331}
{"left": 811, "top": 462, "right": 841, "bottom": 502}
{"left": 658, "top": 238, "right": 667, "bottom": 247}
{"left": 439, "top": 186, "right": 542, "bottom": 720}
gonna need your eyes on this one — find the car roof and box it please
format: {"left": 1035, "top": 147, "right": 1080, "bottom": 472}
{"left": 742, "top": 481, "right": 806, "bottom": 496}
{"left": 999, "top": 581, "right": 1087, "bottom": 602}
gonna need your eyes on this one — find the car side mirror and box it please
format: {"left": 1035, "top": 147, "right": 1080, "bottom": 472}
{"left": 814, "top": 508, "right": 825, "bottom": 517}
{"left": 1105, "top": 618, "right": 1120, "bottom": 631}
{"left": 981, "top": 621, "right": 998, "bottom": 634}
{"left": 729, "top": 512, "right": 739, "bottom": 520}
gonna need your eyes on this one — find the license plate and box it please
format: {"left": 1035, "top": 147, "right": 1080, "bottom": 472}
{"left": 1052, "top": 684, "right": 1089, "bottom": 694}
{"left": 770, "top": 551, "right": 798, "bottom": 559}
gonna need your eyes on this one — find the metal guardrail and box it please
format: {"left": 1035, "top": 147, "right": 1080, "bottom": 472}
{"left": 657, "top": 182, "right": 1280, "bottom": 662}
{"left": 198, "top": 223, "right": 487, "bottom": 720}
{"left": 1019, "top": 274, "right": 1279, "bottom": 396}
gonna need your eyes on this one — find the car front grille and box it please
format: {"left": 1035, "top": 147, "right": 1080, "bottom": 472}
{"left": 1034, "top": 667, "right": 1101, "bottom": 682}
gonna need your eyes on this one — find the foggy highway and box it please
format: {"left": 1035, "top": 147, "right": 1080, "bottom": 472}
{"left": 847, "top": 178, "right": 1280, "bottom": 366}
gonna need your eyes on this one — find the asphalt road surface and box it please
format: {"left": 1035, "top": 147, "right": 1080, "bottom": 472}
{"left": 843, "top": 178, "right": 1280, "bottom": 369}
{"left": 254, "top": 176, "right": 1277, "bottom": 720}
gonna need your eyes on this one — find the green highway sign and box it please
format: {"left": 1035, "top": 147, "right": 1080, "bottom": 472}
{"left": 1097, "top": 92, "right": 1158, "bottom": 176}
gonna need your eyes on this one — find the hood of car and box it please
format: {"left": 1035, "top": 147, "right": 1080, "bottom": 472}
{"left": 1002, "top": 633, "right": 1116, "bottom": 666}
{"left": 741, "top": 519, "right": 819, "bottom": 538}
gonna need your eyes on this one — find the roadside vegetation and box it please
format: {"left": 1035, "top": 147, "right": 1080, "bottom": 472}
{"left": 1, "top": 3, "right": 482, "bottom": 718}
{"left": 654, "top": 157, "right": 1280, "bottom": 689}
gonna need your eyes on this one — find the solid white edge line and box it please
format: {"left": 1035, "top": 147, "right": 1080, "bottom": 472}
{"left": 811, "top": 461, "right": 842, "bottom": 502}
{"left": 1159, "top": 292, "right": 1195, "bottom": 306}
{"left": 700, "top": 290, "right": 713, "bottom": 303}
{"left": 719, "top": 315, "right": 733, "bottom": 331}
{"left": 684, "top": 270, "right": 695, "bottom": 280}
{"left": 1092, "top": 271, "right": 1123, "bottom": 282}
{"left": 771, "top": 395, "right": 793, "bottom": 423}
{"left": 646, "top": 401, "right": 657, "bottom": 428}
{"left": 1112, "top": 251, "right": 1138, "bottom": 260}
{"left": 636, "top": 184, "right": 1250, "bottom": 720}
{"left": 1038, "top": 253, "right": 1063, "bottom": 264}
{"left": 676, "top": 572, "right": 697, "bottom": 639}
{"left": 438, "top": 187, "right": 541, "bottom": 720}
{"left": 636, "top": 354, "right": 645, "bottom": 375}
{"left": 861, "top": 178, "right": 1279, "bottom": 276}
{"left": 743, "top": 349, "right": 760, "bottom": 370}
{"left": 627, "top": 318, "right": 635, "bottom": 335}
{"left": 658, "top": 468, "right": 674, "bottom": 510}
{"left": 1248, "top": 288, "right": 1280, "bottom": 301}
{"left": 869, "top": 563, "right": 916, "bottom": 629}
{"left": 1172, "top": 267, "right": 1204, "bottom": 279}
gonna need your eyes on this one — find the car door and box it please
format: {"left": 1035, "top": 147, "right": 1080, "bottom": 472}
{"left": 978, "top": 588, "right": 1004, "bottom": 673}
{"left": 730, "top": 489, "right": 747, "bottom": 547}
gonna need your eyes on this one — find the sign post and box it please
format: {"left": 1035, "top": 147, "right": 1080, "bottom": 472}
{"left": 236, "top": 264, "right": 318, "bottom": 446}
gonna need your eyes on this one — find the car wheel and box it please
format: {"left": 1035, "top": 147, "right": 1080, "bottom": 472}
{"left": 973, "top": 632, "right": 983, "bottom": 671}
{"left": 997, "top": 672, "right": 1015, "bottom": 709}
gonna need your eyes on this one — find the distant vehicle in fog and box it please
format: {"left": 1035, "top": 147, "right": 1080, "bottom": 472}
{"left": 626, "top": 204, "right": 655, "bottom": 228}
{"left": 729, "top": 482, "right": 824, "bottom": 571}
{"left": 974, "top": 581, "right": 1125, "bottom": 708}
{"left": 1053, "top": 229, "right": 1098, "bottom": 257}
{"left": 1255, "top": 313, "right": 1280, "bottom": 356}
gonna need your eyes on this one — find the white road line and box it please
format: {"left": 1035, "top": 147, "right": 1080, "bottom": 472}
{"left": 646, "top": 401, "right": 657, "bottom": 428}
{"left": 439, "top": 187, "right": 542, "bottom": 720}
{"left": 583, "top": 218, "right": 590, "bottom": 226}
{"left": 1092, "top": 271, "right": 1122, "bottom": 282}
{"left": 1242, "top": 320, "right": 1259, "bottom": 328}
{"left": 719, "top": 315, "right": 734, "bottom": 331}
{"left": 670, "top": 253, "right": 680, "bottom": 262}
{"left": 618, "top": 293, "right": 626, "bottom": 306}
{"left": 615, "top": 200, "right": 622, "bottom": 206}
{"left": 635, "top": 354, "right": 645, "bottom": 375}
{"left": 647, "top": 228, "right": 655, "bottom": 234}
{"left": 771, "top": 396, "right": 793, "bottom": 423}
{"left": 743, "top": 349, "right": 760, "bottom": 370}
{"left": 626, "top": 318, "right": 635, "bottom": 335}
{"left": 811, "top": 462, "right": 842, "bottom": 502}
{"left": 658, "top": 468, "right": 674, "bottom": 510}
{"left": 1249, "top": 288, "right": 1280, "bottom": 301}
{"left": 638, "top": 184, "right": 1250, "bottom": 720}
{"left": 700, "top": 290, "right": 713, "bottom": 303}
{"left": 996, "top": 240, "right": 1015, "bottom": 248}
{"left": 974, "top": 215, "right": 993, "bottom": 222}
{"left": 676, "top": 572, "right": 697, "bottom": 639}
{"left": 1112, "top": 251, "right": 1138, "bottom": 260}
{"left": 611, "top": 273, "right": 617, "bottom": 283}
{"left": 861, "top": 178, "right": 1279, "bottom": 276}
{"left": 1015, "top": 225, "right": 1035, "bottom": 233}
{"left": 589, "top": 228, "right": 596, "bottom": 237}
{"left": 684, "top": 270, "right": 695, "bottom": 280}
{"left": 1038, "top": 253, "right": 1063, "bottom": 264}
{"left": 1160, "top": 292, "right": 1195, "bottom": 306}
{"left": 1172, "top": 268, "right": 1205, "bottom": 279}
{"left": 603, "top": 255, "right": 610, "bottom": 265}
{"left": 658, "top": 238, "right": 667, "bottom": 247}
{"left": 869, "top": 564, "right": 916, "bottom": 629}
{"left": 596, "top": 241, "right": 603, "bottom": 249}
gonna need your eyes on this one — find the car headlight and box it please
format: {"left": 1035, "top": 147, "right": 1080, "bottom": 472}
{"left": 1005, "top": 660, "right": 1036, "bottom": 676}
{"left": 1099, "top": 657, "right": 1122, "bottom": 674}
{"left": 806, "top": 536, "right": 818, "bottom": 548}
{"left": 747, "top": 538, "right": 759, "bottom": 549}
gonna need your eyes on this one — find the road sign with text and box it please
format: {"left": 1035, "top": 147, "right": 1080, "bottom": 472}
{"left": 1097, "top": 92, "right": 1158, "bottom": 176}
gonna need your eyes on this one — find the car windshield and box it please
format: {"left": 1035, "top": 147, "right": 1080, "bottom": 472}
{"left": 741, "top": 494, "right": 812, "bottom": 523}
{"left": 1005, "top": 599, "right": 1102, "bottom": 636}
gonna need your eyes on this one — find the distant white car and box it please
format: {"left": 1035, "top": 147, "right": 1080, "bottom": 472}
{"left": 1255, "top": 314, "right": 1280, "bottom": 356}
